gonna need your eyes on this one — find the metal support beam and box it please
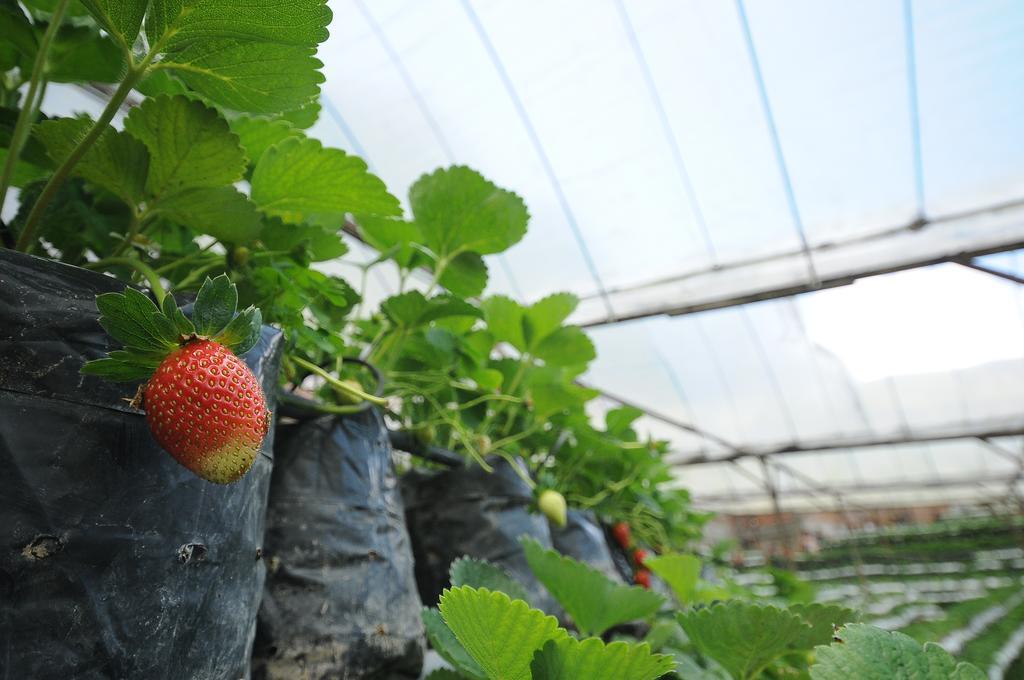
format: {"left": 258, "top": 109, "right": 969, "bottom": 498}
{"left": 667, "top": 422, "right": 1024, "bottom": 466}
{"left": 574, "top": 198, "right": 1024, "bottom": 327}
{"left": 956, "top": 259, "right": 1024, "bottom": 286}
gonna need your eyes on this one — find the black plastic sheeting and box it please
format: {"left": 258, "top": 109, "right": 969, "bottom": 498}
{"left": 400, "top": 456, "right": 561, "bottom": 615}
{"left": 0, "top": 249, "right": 283, "bottom": 679}
{"left": 551, "top": 510, "right": 624, "bottom": 583}
{"left": 253, "top": 408, "right": 425, "bottom": 679}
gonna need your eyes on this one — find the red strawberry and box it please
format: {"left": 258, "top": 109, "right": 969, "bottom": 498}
{"left": 83, "top": 275, "right": 270, "bottom": 484}
{"left": 633, "top": 548, "right": 648, "bottom": 567}
{"left": 612, "top": 521, "right": 631, "bottom": 549}
{"left": 634, "top": 569, "right": 651, "bottom": 589}
{"left": 145, "top": 340, "right": 269, "bottom": 484}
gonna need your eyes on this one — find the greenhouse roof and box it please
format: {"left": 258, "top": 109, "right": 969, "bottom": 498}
{"left": 39, "top": 0, "right": 1024, "bottom": 513}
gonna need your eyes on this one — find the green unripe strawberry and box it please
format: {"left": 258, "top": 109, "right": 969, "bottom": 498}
{"left": 539, "top": 489, "right": 567, "bottom": 528}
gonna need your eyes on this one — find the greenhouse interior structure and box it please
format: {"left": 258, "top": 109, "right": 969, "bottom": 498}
{"left": 2, "top": 0, "right": 1024, "bottom": 678}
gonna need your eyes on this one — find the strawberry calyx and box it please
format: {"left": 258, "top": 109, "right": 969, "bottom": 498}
{"left": 81, "top": 274, "right": 263, "bottom": 383}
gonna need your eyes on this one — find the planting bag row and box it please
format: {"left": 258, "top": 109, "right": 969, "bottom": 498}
{"left": 253, "top": 408, "right": 425, "bottom": 679}
{"left": 401, "top": 456, "right": 561, "bottom": 615}
{"left": 0, "top": 250, "right": 283, "bottom": 679}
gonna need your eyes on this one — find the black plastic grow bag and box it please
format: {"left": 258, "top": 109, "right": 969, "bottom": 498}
{"left": 551, "top": 509, "right": 624, "bottom": 583}
{"left": 253, "top": 406, "right": 425, "bottom": 679}
{"left": 400, "top": 456, "right": 561, "bottom": 615}
{"left": 0, "top": 249, "right": 283, "bottom": 679}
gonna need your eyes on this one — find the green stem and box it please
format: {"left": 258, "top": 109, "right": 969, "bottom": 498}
{"left": 15, "top": 62, "right": 147, "bottom": 253}
{"left": 0, "top": 0, "right": 69, "bottom": 209}
{"left": 172, "top": 259, "right": 223, "bottom": 291}
{"left": 291, "top": 356, "right": 388, "bottom": 407}
{"left": 110, "top": 209, "right": 141, "bottom": 257}
{"left": 84, "top": 256, "right": 167, "bottom": 304}
{"left": 153, "top": 242, "right": 217, "bottom": 274}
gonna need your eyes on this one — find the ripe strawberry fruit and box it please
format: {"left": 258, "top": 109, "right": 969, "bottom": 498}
{"left": 634, "top": 569, "right": 651, "bottom": 589}
{"left": 612, "top": 521, "right": 631, "bottom": 549}
{"left": 83, "top": 275, "right": 268, "bottom": 484}
{"left": 633, "top": 548, "right": 648, "bottom": 567}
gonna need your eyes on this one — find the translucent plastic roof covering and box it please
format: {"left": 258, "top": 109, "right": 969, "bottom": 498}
{"left": 30, "top": 0, "right": 1024, "bottom": 512}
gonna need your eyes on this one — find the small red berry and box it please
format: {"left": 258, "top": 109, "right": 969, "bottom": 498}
{"left": 634, "top": 569, "right": 651, "bottom": 589}
{"left": 633, "top": 548, "right": 648, "bottom": 567}
{"left": 612, "top": 521, "right": 631, "bottom": 549}
{"left": 144, "top": 340, "right": 269, "bottom": 484}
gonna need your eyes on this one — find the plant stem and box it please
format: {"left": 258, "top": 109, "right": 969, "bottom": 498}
{"left": 15, "top": 63, "right": 146, "bottom": 252}
{"left": 291, "top": 356, "right": 388, "bottom": 407}
{"left": 84, "top": 256, "right": 167, "bottom": 303}
{"left": 0, "top": 0, "right": 69, "bottom": 209}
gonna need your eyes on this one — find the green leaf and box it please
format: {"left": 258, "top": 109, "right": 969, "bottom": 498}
{"left": 80, "top": 357, "right": 152, "bottom": 381}
{"left": 162, "top": 294, "right": 196, "bottom": 335}
{"left": 789, "top": 603, "right": 860, "bottom": 649}
{"left": 279, "top": 99, "right": 320, "bottom": 129}
{"left": 145, "top": 0, "right": 330, "bottom": 51}
{"left": 381, "top": 291, "right": 481, "bottom": 329}
{"left": 230, "top": 115, "right": 302, "bottom": 166}
{"left": 438, "top": 586, "right": 568, "bottom": 680}
{"left": 449, "top": 557, "right": 530, "bottom": 603}
{"left": 532, "top": 326, "right": 595, "bottom": 367}
{"left": 421, "top": 608, "right": 486, "bottom": 680}
{"left": 523, "top": 293, "right": 578, "bottom": 347}
{"left": 606, "top": 406, "right": 644, "bottom": 437}
{"left": 251, "top": 136, "right": 400, "bottom": 226}
{"left": 153, "top": 186, "right": 262, "bottom": 243}
{"left": 530, "top": 637, "right": 674, "bottom": 680}
{"left": 47, "top": 25, "right": 126, "bottom": 83}
{"left": 213, "top": 306, "right": 262, "bottom": 356}
{"left": 409, "top": 166, "right": 529, "bottom": 259}
{"left": 78, "top": 0, "right": 147, "bottom": 50}
{"left": 357, "top": 214, "right": 427, "bottom": 269}
{"left": 135, "top": 68, "right": 191, "bottom": 97}
{"left": 192, "top": 274, "right": 237, "bottom": 337}
{"left": 156, "top": 40, "right": 324, "bottom": 114}
{"left": 259, "top": 220, "right": 348, "bottom": 261}
{"left": 123, "top": 95, "right": 246, "bottom": 197}
{"left": 94, "top": 289, "right": 178, "bottom": 353}
{"left": 440, "top": 251, "right": 488, "bottom": 298}
{"left": 645, "top": 554, "right": 701, "bottom": 605}
{"left": 677, "top": 602, "right": 814, "bottom": 680}
{"left": 521, "top": 537, "right": 664, "bottom": 637}
{"left": 811, "top": 624, "right": 986, "bottom": 680}
{"left": 0, "top": 148, "right": 46, "bottom": 187}
{"left": 481, "top": 295, "right": 526, "bottom": 352}
{"left": 108, "top": 347, "right": 167, "bottom": 368}
{"left": 0, "top": 5, "right": 38, "bottom": 61}
{"left": 424, "top": 671, "right": 468, "bottom": 680}
{"left": 35, "top": 117, "right": 148, "bottom": 204}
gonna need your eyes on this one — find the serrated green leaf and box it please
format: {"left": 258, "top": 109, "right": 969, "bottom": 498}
{"left": 192, "top": 274, "right": 237, "bottom": 337}
{"left": 0, "top": 5, "right": 38, "bottom": 61}
{"left": 645, "top": 554, "right": 701, "bottom": 606}
{"left": 260, "top": 220, "right": 348, "bottom": 261}
{"left": 409, "top": 166, "right": 528, "bottom": 259}
{"left": 35, "top": 117, "right": 148, "bottom": 204}
{"left": 251, "top": 136, "right": 400, "bottom": 226}
{"left": 481, "top": 295, "right": 526, "bottom": 352}
{"left": 96, "top": 292, "right": 158, "bottom": 350}
{"left": 789, "top": 603, "right": 860, "bottom": 650}
{"left": 469, "top": 367, "right": 503, "bottom": 391}
{"left": 811, "top": 624, "right": 985, "bottom": 680}
{"left": 213, "top": 306, "right": 262, "bottom": 355}
{"left": 135, "top": 68, "right": 191, "bottom": 97}
{"left": 153, "top": 186, "right": 262, "bottom": 243}
{"left": 424, "top": 670, "right": 469, "bottom": 680}
{"left": 150, "top": 310, "right": 180, "bottom": 345}
{"left": 532, "top": 326, "right": 595, "bottom": 367}
{"left": 80, "top": 358, "right": 152, "bottom": 381}
{"left": 78, "top": 0, "right": 146, "bottom": 50}
{"left": 157, "top": 40, "right": 324, "bottom": 114}
{"left": 521, "top": 537, "right": 664, "bottom": 636}
{"left": 122, "top": 287, "right": 178, "bottom": 350}
{"left": 230, "top": 115, "right": 302, "bottom": 166}
{"left": 0, "top": 148, "right": 46, "bottom": 187}
{"left": 357, "top": 214, "right": 428, "bottom": 269}
{"left": 439, "top": 587, "right": 568, "bottom": 680}
{"left": 677, "top": 602, "right": 814, "bottom": 680}
{"left": 381, "top": 291, "right": 481, "bottom": 329}
{"left": 606, "top": 406, "right": 644, "bottom": 437}
{"left": 523, "top": 293, "right": 578, "bottom": 347}
{"left": 279, "top": 99, "right": 320, "bottom": 129}
{"left": 449, "top": 557, "right": 530, "bottom": 603}
{"left": 123, "top": 95, "right": 246, "bottom": 198}
{"left": 440, "top": 251, "right": 488, "bottom": 298}
{"left": 48, "top": 25, "right": 126, "bottom": 83}
{"left": 527, "top": 368, "right": 600, "bottom": 418}
{"left": 422, "top": 608, "right": 486, "bottom": 680}
{"left": 530, "top": 637, "right": 674, "bottom": 680}
{"left": 145, "top": 0, "right": 330, "bottom": 49}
